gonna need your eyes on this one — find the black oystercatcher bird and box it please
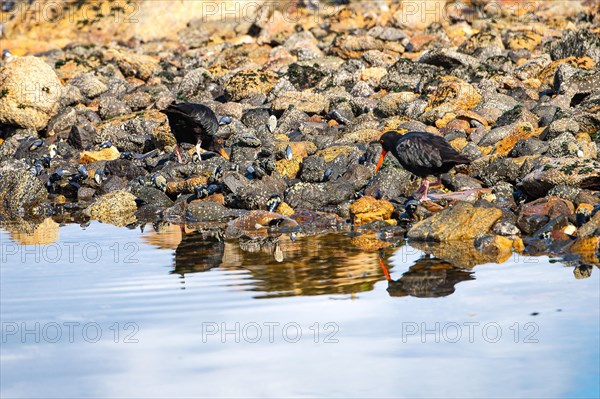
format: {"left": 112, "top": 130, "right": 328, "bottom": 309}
{"left": 161, "top": 102, "right": 229, "bottom": 163}
{"left": 374, "top": 131, "right": 470, "bottom": 201}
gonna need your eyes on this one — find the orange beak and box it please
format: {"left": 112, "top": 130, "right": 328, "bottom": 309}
{"left": 218, "top": 147, "right": 230, "bottom": 161}
{"left": 379, "top": 256, "right": 392, "bottom": 282}
{"left": 375, "top": 149, "right": 388, "bottom": 173}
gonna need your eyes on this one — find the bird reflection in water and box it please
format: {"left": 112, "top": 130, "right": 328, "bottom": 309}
{"left": 172, "top": 231, "right": 225, "bottom": 276}
{"left": 378, "top": 254, "right": 474, "bottom": 298}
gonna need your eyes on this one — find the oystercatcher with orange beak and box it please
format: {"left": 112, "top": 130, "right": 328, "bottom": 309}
{"left": 374, "top": 131, "right": 470, "bottom": 201}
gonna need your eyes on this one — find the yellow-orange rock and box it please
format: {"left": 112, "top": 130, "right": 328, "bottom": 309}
{"left": 80, "top": 147, "right": 120, "bottom": 164}
{"left": 428, "top": 77, "right": 481, "bottom": 111}
{"left": 351, "top": 234, "right": 393, "bottom": 251}
{"left": 224, "top": 69, "right": 278, "bottom": 102}
{"left": 276, "top": 202, "right": 295, "bottom": 217}
{"left": 316, "top": 146, "right": 357, "bottom": 162}
{"left": 84, "top": 190, "right": 137, "bottom": 227}
{"left": 350, "top": 196, "right": 394, "bottom": 226}
{"left": 166, "top": 177, "right": 209, "bottom": 196}
{"left": 10, "top": 218, "right": 59, "bottom": 245}
{"left": 276, "top": 158, "right": 302, "bottom": 179}
{"left": 493, "top": 122, "right": 537, "bottom": 155}
{"left": 408, "top": 201, "right": 502, "bottom": 241}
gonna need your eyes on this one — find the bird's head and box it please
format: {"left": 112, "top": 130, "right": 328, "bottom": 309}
{"left": 374, "top": 131, "right": 402, "bottom": 173}
{"left": 202, "top": 135, "right": 230, "bottom": 161}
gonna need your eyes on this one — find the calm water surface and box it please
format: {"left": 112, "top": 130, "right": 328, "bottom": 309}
{"left": 1, "top": 221, "right": 599, "bottom": 398}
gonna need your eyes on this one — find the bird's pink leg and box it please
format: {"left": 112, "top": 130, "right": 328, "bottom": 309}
{"left": 417, "top": 179, "right": 430, "bottom": 202}
{"left": 195, "top": 143, "right": 202, "bottom": 159}
{"left": 175, "top": 145, "right": 183, "bottom": 164}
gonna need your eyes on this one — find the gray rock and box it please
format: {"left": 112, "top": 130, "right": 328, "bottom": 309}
{"left": 129, "top": 186, "right": 174, "bottom": 208}
{"left": 549, "top": 29, "right": 600, "bottom": 63}
{"left": 509, "top": 138, "right": 548, "bottom": 157}
{"left": 442, "top": 174, "right": 483, "bottom": 191}
{"left": 70, "top": 72, "right": 108, "bottom": 98}
{"left": 541, "top": 118, "right": 580, "bottom": 141}
{"left": 285, "top": 181, "right": 355, "bottom": 210}
{"left": 301, "top": 155, "right": 328, "bottom": 183}
{"left": 478, "top": 158, "right": 520, "bottom": 186}
{"left": 494, "top": 105, "right": 538, "bottom": 128}
{"left": 547, "top": 184, "right": 581, "bottom": 202}
{"left": 493, "top": 221, "right": 521, "bottom": 236}
{"left": 225, "top": 174, "right": 287, "bottom": 210}
{"left": 0, "top": 160, "right": 49, "bottom": 218}
{"left": 547, "top": 133, "right": 582, "bottom": 158}
{"left": 364, "top": 166, "right": 416, "bottom": 199}
{"left": 98, "top": 96, "right": 132, "bottom": 120}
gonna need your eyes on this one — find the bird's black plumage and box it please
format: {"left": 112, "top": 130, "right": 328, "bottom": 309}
{"left": 378, "top": 131, "right": 470, "bottom": 177}
{"left": 161, "top": 102, "right": 218, "bottom": 146}
{"left": 160, "top": 102, "right": 228, "bottom": 162}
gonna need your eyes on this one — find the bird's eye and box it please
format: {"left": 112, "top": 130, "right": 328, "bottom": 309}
{"left": 217, "top": 139, "right": 222, "bottom": 144}
{"left": 379, "top": 140, "right": 384, "bottom": 144}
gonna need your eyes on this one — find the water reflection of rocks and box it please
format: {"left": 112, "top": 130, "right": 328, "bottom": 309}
{"left": 141, "top": 223, "right": 589, "bottom": 299}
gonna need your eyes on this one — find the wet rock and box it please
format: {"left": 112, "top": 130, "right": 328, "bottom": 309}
{"left": 474, "top": 235, "right": 523, "bottom": 260}
{"left": 225, "top": 210, "right": 298, "bottom": 238}
{"left": 521, "top": 157, "right": 600, "bottom": 198}
{"left": 408, "top": 201, "right": 503, "bottom": 241}
{"left": 285, "top": 181, "right": 355, "bottom": 211}
{"left": 350, "top": 196, "right": 394, "bottom": 226}
{"left": 578, "top": 210, "right": 600, "bottom": 238}
{"left": 0, "top": 56, "right": 62, "bottom": 130}
{"left": 83, "top": 190, "right": 138, "bottom": 227}
{"left": 517, "top": 196, "right": 574, "bottom": 235}
{"left": 130, "top": 186, "right": 174, "bottom": 208}
{"left": 226, "top": 174, "right": 287, "bottom": 210}
{"left": 185, "top": 201, "right": 238, "bottom": 223}
{"left": 0, "top": 160, "right": 49, "bottom": 218}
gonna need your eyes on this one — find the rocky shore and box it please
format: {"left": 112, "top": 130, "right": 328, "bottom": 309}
{"left": 0, "top": 0, "right": 598, "bottom": 268}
